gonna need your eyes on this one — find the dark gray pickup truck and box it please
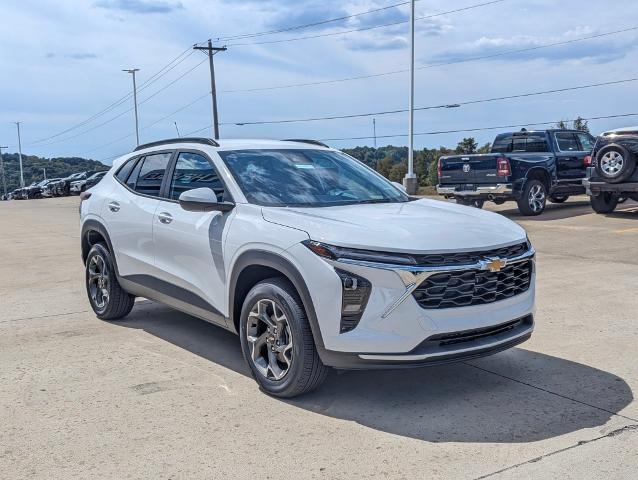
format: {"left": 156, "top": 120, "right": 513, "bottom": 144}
{"left": 437, "top": 129, "right": 595, "bottom": 215}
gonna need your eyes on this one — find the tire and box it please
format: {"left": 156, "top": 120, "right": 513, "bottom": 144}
{"left": 517, "top": 179, "right": 547, "bottom": 216}
{"left": 456, "top": 198, "right": 484, "bottom": 209}
{"left": 549, "top": 195, "right": 569, "bottom": 204}
{"left": 239, "top": 277, "right": 329, "bottom": 398}
{"left": 595, "top": 145, "right": 636, "bottom": 184}
{"left": 85, "top": 243, "right": 135, "bottom": 320}
{"left": 590, "top": 192, "right": 618, "bottom": 214}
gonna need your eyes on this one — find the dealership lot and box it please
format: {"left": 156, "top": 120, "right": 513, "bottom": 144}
{"left": 1, "top": 196, "right": 637, "bottom": 479}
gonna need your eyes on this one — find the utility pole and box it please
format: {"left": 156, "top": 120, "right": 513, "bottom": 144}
{"left": 0, "top": 145, "right": 8, "bottom": 198}
{"left": 15, "top": 122, "right": 24, "bottom": 188}
{"left": 194, "top": 40, "right": 227, "bottom": 140}
{"left": 403, "top": 0, "right": 417, "bottom": 195}
{"left": 123, "top": 69, "right": 140, "bottom": 146}
{"left": 373, "top": 118, "right": 377, "bottom": 148}
{"left": 43, "top": 168, "right": 47, "bottom": 180}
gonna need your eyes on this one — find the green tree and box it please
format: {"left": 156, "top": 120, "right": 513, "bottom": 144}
{"left": 478, "top": 142, "right": 492, "bottom": 153}
{"left": 455, "top": 137, "right": 478, "bottom": 154}
{"left": 572, "top": 117, "right": 590, "bottom": 133}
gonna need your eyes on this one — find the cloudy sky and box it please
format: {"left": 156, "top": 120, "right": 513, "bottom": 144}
{"left": 1, "top": 0, "right": 638, "bottom": 163}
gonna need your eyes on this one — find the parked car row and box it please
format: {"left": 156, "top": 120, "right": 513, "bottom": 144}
{"left": 3, "top": 171, "right": 107, "bottom": 200}
{"left": 436, "top": 126, "right": 638, "bottom": 215}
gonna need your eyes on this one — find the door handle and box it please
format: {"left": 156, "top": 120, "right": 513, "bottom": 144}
{"left": 108, "top": 201, "right": 120, "bottom": 212}
{"left": 158, "top": 212, "right": 173, "bottom": 224}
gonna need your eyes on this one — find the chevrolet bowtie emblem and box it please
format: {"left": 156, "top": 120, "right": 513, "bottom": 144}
{"left": 481, "top": 257, "right": 507, "bottom": 273}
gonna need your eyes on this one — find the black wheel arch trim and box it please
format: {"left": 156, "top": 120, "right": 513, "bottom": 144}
{"left": 81, "top": 219, "right": 119, "bottom": 276}
{"left": 228, "top": 249, "right": 326, "bottom": 351}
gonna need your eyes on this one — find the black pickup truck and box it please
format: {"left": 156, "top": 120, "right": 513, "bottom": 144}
{"left": 437, "top": 129, "right": 595, "bottom": 215}
{"left": 583, "top": 126, "right": 638, "bottom": 213}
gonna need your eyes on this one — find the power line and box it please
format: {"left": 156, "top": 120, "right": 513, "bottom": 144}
{"left": 27, "top": 47, "right": 196, "bottom": 145}
{"left": 217, "top": 0, "right": 422, "bottom": 41}
{"left": 219, "top": 76, "right": 638, "bottom": 126}
{"left": 29, "top": 57, "right": 208, "bottom": 148}
{"left": 220, "top": 25, "right": 638, "bottom": 93}
{"left": 318, "top": 112, "right": 638, "bottom": 142}
{"left": 226, "top": 0, "right": 507, "bottom": 47}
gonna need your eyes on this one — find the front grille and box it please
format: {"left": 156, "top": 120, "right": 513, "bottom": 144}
{"left": 413, "top": 242, "right": 529, "bottom": 267}
{"left": 413, "top": 260, "right": 533, "bottom": 309}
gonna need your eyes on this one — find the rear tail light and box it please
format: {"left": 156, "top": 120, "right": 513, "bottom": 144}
{"left": 437, "top": 159, "right": 442, "bottom": 178}
{"left": 497, "top": 157, "right": 511, "bottom": 177}
{"left": 584, "top": 155, "right": 592, "bottom": 166}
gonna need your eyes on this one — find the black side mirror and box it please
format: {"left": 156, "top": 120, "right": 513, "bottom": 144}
{"left": 179, "top": 187, "right": 235, "bottom": 212}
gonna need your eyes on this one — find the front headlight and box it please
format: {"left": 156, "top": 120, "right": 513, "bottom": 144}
{"left": 302, "top": 240, "right": 418, "bottom": 266}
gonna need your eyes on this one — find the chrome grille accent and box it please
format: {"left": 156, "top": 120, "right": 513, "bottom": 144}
{"left": 412, "top": 260, "right": 533, "bottom": 309}
{"left": 413, "top": 241, "right": 529, "bottom": 267}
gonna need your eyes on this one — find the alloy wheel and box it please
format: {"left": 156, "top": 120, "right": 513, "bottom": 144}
{"left": 246, "top": 299, "right": 293, "bottom": 381}
{"left": 88, "top": 254, "right": 110, "bottom": 310}
{"left": 600, "top": 151, "right": 624, "bottom": 177}
{"left": 528, "top": 184, "right": 546, "bottom": 213}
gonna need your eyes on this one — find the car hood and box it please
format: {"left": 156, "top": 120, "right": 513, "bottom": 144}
{"left": 261, "top": 199, "right": 527, "bottom": 253}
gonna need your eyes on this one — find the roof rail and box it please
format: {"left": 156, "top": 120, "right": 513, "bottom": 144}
{"left": 134, "top": 137, "right": 220, "bottom": 152}
{"left": 283, "top": 139, "right": 330, "bottom": 148}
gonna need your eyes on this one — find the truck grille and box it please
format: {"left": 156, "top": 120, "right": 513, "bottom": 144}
{"left": 413, "top": 242, "right": 529, "bottom": 267}
{"left": 412, "top": 260, "right": 533, "bottom": 309}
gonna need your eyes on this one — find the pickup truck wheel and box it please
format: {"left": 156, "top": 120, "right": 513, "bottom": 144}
{"left": 456, "top": 198, "right": 484, "bottom": 209}
{"left": 517, "top": 180, "right": 547, "bottom": 216}
{"left": 549, "top": 195, "right": 569, "bottom": 203}
{"left": 590, "top": 192, "right": 618, "bottom": 214}
{"left": 85, "top": 243, "right": 135, "bottom": 320}
{"left": 595, "top": 145, "right": 636, "bottom": 183}
{"left": 239, "top": 278, "right": 329, "bottom": 398}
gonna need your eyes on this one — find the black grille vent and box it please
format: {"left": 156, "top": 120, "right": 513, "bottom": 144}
{"left": 413, "top": 260, "right": 533, "bottom": 309}
{"left": 413, "top": 242, "right": 529, "bottom": 267}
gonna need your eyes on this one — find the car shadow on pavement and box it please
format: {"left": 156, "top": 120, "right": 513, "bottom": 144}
{"left": 116, "top": 301, "right": 633, "bottom": 444}
{"left": 496, "top": 200, "right": 594, "bottom": 221}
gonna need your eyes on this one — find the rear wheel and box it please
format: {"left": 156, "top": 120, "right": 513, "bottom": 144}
{"left": 590, "top": 192, "right": 618, "bottom": 214}
{"left": 239, "top": 278, "right": 328, "bottom": 398}
{"left": 595, "top": 145, "right": 636, "bottom": 183}
{"left": 517, "top": 179, "right": 547, "bottom": 216}
{"left": 85, "top": 243, "right": 135, "bottom": 320}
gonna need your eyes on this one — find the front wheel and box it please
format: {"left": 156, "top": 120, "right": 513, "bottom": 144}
{"left": 239, "top": 278, "right": 328, "bottom": 398}
{"left": 590, "top": 192, "right": 618, "bottom": 214}
{"left": 517, "top": 180, "right": 547, "bottom": 216}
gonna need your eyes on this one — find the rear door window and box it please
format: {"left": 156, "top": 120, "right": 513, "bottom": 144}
{"left": 555, "top": 132, "right": 579, "bottom": 152}
{"left": 128, "top": 152, "right": 172, "bottom": 197}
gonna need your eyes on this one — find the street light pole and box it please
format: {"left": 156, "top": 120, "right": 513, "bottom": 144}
{"left": 123, "top": 69, "right": 140, "bottom": 146}
{"left": 0, "top": 145, "right": 8, "bottom": 198}
{"left": 15, "top": 122, "right": 24, "bottom": 188}
{"left": 373, "top": 118, "right": 377, "bottom": 148}
{"left": 403, "top": 0, "right": 417, "bottom": 195}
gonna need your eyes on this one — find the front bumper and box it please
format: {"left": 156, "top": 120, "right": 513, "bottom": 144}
{"left": 286, "top": 243, "right": 536, "bottom": 369}
{"left": 437, "top": 183, "right": 513, "bottom": 197}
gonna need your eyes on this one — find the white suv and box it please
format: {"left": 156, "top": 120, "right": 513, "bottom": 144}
{"left": 80, "top": 138, "right": 535, "bottom": 397}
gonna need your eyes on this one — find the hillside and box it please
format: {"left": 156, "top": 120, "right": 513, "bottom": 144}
{"left": 0, "top": 154, "right": 109, "bottom": 192}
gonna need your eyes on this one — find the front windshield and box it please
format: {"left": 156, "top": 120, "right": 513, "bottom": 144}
{"left": 219, "top": 149, "right": 409, "bottom": 207}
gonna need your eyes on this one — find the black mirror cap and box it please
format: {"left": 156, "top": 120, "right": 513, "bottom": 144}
{"left": 179, "top": 199, "right": 235, "bottom": 213}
